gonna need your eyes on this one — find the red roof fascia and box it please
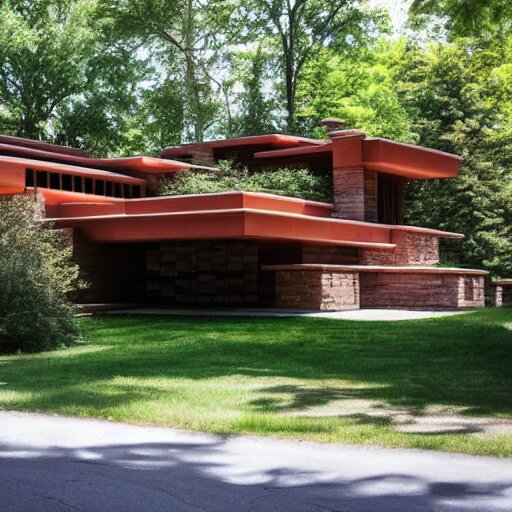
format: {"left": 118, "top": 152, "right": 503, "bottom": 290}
{"left": 0, "top": 143, "right": 197, "bottom": 174}
{"left": 254, "top": 142, "right": 332, "bottom": 159}
{"left": 361, "top": 138, "right": 461, "bottom": 179}
{"left": 161, "top": 134, "right": 325, "bottom": 158}
{"left": 46, "top": 191, "right": 463, "bottom": 244}
{"left": 0, "top": 155, "right": 145, "bottom": 183}
{"left": 0, "top": 135, "right": 87, "bottom": 156}
{"left": 262, "top": 264, "right": 488, "bottom": 275}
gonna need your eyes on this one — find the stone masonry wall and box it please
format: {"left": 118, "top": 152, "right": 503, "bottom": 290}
{"left": 489, "top": 284, "right": 512, "bottom": 307}
{"left": 364, "top": 170, "right": 378, "bottom": 223}
{"left": 274, "top": 270, "right": 360, "bottom": 311}
{"left": 146, "top": 240, "right": 258, "bottom": 305}
{"left": 360, "top": 273, "right": 485, "bottom": 309}
{"left": 332, "top": 166, "right": 365, "bottom": 221}
{"left": 360, "top": 231, "right": 440, "bottom": 266}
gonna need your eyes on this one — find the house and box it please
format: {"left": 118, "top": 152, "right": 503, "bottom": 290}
{"left": 0, "top": 129, "right": 488, "bottom": 310}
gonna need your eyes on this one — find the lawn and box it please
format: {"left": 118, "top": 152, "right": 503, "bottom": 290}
{"left": 1, "top": 308, "right": 511, "bottom": 456}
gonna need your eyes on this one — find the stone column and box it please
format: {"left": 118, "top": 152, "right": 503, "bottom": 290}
{"left": 330, "top": 130, "right": 374, "bottom": 222}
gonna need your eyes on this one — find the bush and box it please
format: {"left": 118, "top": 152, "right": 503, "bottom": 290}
{"left": 0, "top": 195, "right": 80, "bottom": 353}
{"left": 160, "top": 161, "right": 332, "bottom": 203}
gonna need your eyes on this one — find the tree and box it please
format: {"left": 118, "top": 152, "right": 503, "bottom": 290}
{"left": 0, "top": 0, "right": 99, "bottom": 139}
{"left": 399, "top": 41, "right": 512, "bottom": 276}
{"left": 230, "top": 44, "right": 278, "bottom": 136}
{"left": 0, "top": 195, "right": 80, "bottom": 353}
{"left": 107, "top": 0, "right": 232, "bottom": 142}
{"left": 0, "top": 0, "right": 147, "bottom": 155}
{"left": 410, "top": 0, "right": 512, "bottom": 37}
{"left": 240, "top": 0, "right": 385, "bottom": 131}
{"left": 296, "top": 40, "right": 412, "bottom": 139}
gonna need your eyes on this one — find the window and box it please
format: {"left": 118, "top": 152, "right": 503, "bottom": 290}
{"left": 24, "top": 167, "right": 142, "bottom": 199}
{"left": 36, "top": 171, "right": 48, "bottom": 188}
{"left": 25, "top": 168, "right": 34, "bottom": 187}
{"left": 50, "top": 173, "right": 60, "bottom": 190}
{"left": 62, "top": 174, "right": 73, "bottom": 191}
{"left": 132, "top": 185, "right": 141, "bottom": 198}
{"left": 84, "top": 178, "right": 93, "bottom": 194}
{"left": 95, "top": 180, "right": 105, "bottom": 195}
{"left": 73, "top": 175, "right": 83, "bottom": 193}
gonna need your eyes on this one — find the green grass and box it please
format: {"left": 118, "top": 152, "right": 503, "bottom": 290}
{"left": 1, "top": 308, "right": 511, "bottom": 456}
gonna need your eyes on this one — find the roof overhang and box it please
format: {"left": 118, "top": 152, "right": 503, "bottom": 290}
{"left": 44, "top": 191, "right": 463, "bottom": 246}
{"left": 362, "top": 138, "right": 461, "bottom": 179}
{"left": 162, "top": 134, "right": 325, "bottom": 158}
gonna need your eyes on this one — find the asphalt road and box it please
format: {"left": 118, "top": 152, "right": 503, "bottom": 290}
{"left": 0, "top": 411, "right": 511, "bottom": 511}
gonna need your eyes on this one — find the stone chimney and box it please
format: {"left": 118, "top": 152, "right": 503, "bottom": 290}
{"left": 328, "top": 128, "right": 377, "bottom": 222}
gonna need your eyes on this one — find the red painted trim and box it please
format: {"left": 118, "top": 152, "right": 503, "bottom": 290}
{"left": 254, "top": 143, "right": 332, "bottom": 159}
{"left": 161, "top": 134, "right": 325, "bottom": 157}
{"left": 0, "top": 155, "right": 145, "bottom": 183}
{"left": 362, "top": 138, "right": 460, "bottom": 179}
{"left": 0, "top": 143, "right": 198, "bottom": 174}
{"left": 491, "top": 279, "right": 512, "bottom": 286}
{"left": 262, "top": 264, "right": 489, "bottom": 275}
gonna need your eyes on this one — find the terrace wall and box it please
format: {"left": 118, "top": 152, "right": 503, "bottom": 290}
{"left": 274, "top": 270, "right": 360, "bottom": 311}
{"left": 359, "top": 273, "right": 485, "bottom": 309}
{"left": 360, "top": 231, "right": 440, "bottom": 266}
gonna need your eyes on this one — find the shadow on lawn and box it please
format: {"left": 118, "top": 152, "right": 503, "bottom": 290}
{"left": 1, "top": 309, "right": 512, "bottom": 423}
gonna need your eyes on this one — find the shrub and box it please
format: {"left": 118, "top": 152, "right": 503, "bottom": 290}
{"left": 0, "top": 195, "right": 80, "bottom": 353}
{"left": 160, "top": 161, "right": 332, "bottom": 203}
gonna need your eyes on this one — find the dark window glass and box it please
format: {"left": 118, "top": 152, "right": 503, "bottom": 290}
{"left": 106, "top": 181, "right": 114, "bottom": 197}
{"left": 95, "top": 181, "right": 105, "bottom": 195}
{"left": 114, "top": 183, "right": 122, "bottom": 197}
{"left": 25, "top": 169, "right": 34, "bottom": 187}
{"left": 84, "top": 178, "right": 93, "bottom": 194}
{"left": 36, "top": 171, "right": 48, "bottom": 188}
{"left": 50, "top": 173, "right": 60, "bottom": 190}
{"left": 73, "top": 175, "right": 83, "bottom": 193}
{"left": 132, "top": 185, "right": 141, "bottom": 198}
{"left": 123, "top": 184, "right": 131, "bottom": 198}
{"left": 62, "top": 174, "right": 73, "bottom": 191}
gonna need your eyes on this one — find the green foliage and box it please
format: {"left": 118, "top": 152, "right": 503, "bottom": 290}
{"left": 296, "top": 41, "right": 412, "bottom": 140}
{"left": 0, "top": 196, "right": 80, "bottom": 353}
{"left": 411, "top": 0, "right": 512, "bottom": 37}
{"left": 160, "top": 161, "right": 332, "bottom": 202}
{"left": 400, "top": 40, "right": 512, "bottom": 276}
{"left": 238, "top": 0, "right": 388, "bottom": 131}
{"left": 229, "top": 44, "right": 279, "bottom": 136}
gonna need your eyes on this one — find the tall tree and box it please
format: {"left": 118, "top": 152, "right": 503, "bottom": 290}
{"left": 230, "top": 44, "right": 278, "bottom": 136}
{"left": 107, "top": 0, "right": 232, "bottom": 142}
{"left": 240, "top": 0, "right": 384, "bottom": 131}
{"left": 0, "top": 0, "right": 99, "bottom": 139}
{"left": 296, "top": 40, "right": 411, "bottom": 139}
{"left": 399, "top": 40, "right": 512, "bottom": 276}
{"left": 0, "top": 0, "right": 147, "bottom": 155}
{"left": 410, "top": 0, "right": 512, "bottom": 37}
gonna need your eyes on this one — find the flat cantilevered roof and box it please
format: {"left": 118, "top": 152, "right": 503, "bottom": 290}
{"left": 45, "top": 191, "right": 463, "bottom": 246}
{"left": 0, "top": 142, "right": 211, "bottom": 175}
{"left": 253, "top": 137, "right": 461, "bottom": 179}
{"left": 161, "top": 134, "right": 326, "bottom": 158}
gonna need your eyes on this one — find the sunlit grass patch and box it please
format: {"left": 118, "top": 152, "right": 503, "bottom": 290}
{"left": 0, "top": 308, "right": 511, "bottom": 456}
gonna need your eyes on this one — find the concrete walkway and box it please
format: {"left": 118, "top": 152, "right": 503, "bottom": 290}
{"left": 0, "top": 411, "right": 510, "bottom": 511}
{"left": 101, "top": 307, "right": 467, "bottom": 321}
